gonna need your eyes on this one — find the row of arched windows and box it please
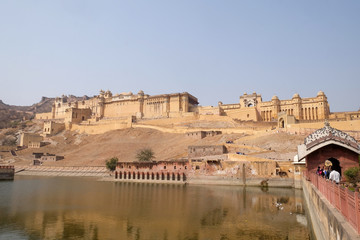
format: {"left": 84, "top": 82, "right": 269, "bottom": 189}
{"left": 281, "top": 109, "right": 294, "bottom": 116}
{"left": 261, "top": 110, "right": 273, "bottom": 121}
{"left": 115, "top": 171, "right": 186, "bottom": 182}
{"left": 261, "top": 107, "right": 320, "bottom": 121}
{"left": 301, "top": 107, "right": 319, "bottom": 120}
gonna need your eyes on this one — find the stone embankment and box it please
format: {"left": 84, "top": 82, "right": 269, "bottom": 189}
{"left": 15, "top": 166, "right": 108, "bottom": 177}
{"left": 302, "top": 177, "right": 360, "bottom": 240}
{"left": 0, "top": 165, "right": 14, "bottom": 180}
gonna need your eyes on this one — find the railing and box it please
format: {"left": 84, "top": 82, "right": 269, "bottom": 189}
{"left": 306, "top": 171, "right": 360, "bottom": 234}
{"left": 0, "top": 165, "right": 14, "bottom": 169}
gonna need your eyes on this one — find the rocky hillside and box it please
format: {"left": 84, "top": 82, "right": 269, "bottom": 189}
{"left": 0, "top": 95, "right": 89, "bottom": 129}
{"left": 0, "top": 121, "right": 304, "bottom": 167}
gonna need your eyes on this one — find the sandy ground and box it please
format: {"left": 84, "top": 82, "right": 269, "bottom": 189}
{"left": 0, "top": 119, "right": 305, "bottom": 168}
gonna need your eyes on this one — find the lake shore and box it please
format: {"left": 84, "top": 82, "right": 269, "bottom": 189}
{"left": 14, "top": 165, "right": 295, "bottom": 187}
{"left": 15, "top": 166, "right": 109, "bottom": 178}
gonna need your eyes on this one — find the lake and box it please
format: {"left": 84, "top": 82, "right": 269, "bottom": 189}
{"left": 0, "top": 176, "right": 314, "bottom": 240}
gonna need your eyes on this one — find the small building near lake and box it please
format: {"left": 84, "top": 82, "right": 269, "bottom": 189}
{"left": 32, "top": 153, "right": 64, "bottom": 165}
{"left": 296, "top": 121, "right": 360, "bottom": 176}
{"left": 115, "top": 160, "right": 189, "bottom": 182}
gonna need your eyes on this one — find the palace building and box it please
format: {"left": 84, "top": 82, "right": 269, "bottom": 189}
{"left": 36, "top": 90, "right": 332, "bottom": 131}
{"left": 36, "top": 90, "right": 199, "bottom": 122}
{"left": 219, "top": 91, "right": 330, "bottom": 123}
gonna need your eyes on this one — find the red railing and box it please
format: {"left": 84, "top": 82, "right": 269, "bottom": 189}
{"left": 306, "top": 171, "right": 360, "bottom": 234}
{"left": 0, "top": 165, "right": 14, "bottom": 169}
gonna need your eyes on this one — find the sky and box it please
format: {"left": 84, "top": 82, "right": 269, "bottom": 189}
{"left": 0, "top": 1, "right": 359, "bottom": 112}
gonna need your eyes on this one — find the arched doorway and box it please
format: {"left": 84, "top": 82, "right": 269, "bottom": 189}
{"left": 328, "top": 157, "right": 342, "bottom": 176}
{"left": 279, "top": 118, "right": 285, "bottom": 128}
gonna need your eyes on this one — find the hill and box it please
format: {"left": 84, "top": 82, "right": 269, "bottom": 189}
{"left": 1, "top": 122, "right": 304, "bottom": 167}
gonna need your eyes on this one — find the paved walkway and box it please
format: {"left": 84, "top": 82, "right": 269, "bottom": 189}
{"left": 15, "top": 166, "right": 109, "bottom": 177}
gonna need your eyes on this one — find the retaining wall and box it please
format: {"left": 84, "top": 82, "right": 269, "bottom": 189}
{"left": 302, "top": 177, "right": 360, "bottom": 240}
{"left": 16, "top": 166, "right": 108, "bottom": 177}
{"left": 0, "top": 166, "right": 14, "bottom": 180}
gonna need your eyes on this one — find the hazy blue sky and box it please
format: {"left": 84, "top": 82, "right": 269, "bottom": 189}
{"left": 1, "top": 1, "right": 359, "bottom": 112}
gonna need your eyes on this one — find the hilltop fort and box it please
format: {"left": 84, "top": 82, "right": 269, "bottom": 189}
{"left": 34, "top": 90, "right": 359, "bottom": 136}
{"left": 1, "top": 89, "right": 360, "bottom": 191}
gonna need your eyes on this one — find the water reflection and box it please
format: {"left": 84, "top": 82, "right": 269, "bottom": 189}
{"left": 0, "top": 176, "right": 313, "bottom": 239}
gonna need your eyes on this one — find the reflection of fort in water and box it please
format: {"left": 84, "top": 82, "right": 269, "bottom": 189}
{"left": 1, "top": 177, "right": 312, "bottom": 240}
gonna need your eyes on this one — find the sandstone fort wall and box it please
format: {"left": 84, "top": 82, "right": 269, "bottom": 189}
{"left": 34, "top": 90, "right": 360, "bottom": 135}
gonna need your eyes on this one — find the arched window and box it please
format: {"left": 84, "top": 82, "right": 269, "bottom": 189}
{"left": 183, "top": 173, "right": 187, "bottom": 181}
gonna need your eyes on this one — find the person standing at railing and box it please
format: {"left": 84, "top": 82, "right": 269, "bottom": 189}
{"left": 316, "top": 166, "right": 325, "bottom": 177}
{"left": 320, "top": 166, "right": 325, "bottom": 177}
{"left": 329, "top": 167, "right": 340, "bottom": 184}
{"left": 324, "top": 166, "right": 330, "bottom": 179}
{"left": 316, "top": 166, "right": 321, "bottom": 175}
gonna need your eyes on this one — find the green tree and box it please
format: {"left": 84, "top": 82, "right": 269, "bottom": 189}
{"left": 136, "top": 148, "right": 155, "bottom": 162}
{"left": 106, "top": 157, "right": 118, "bottom": 171}
{"left": 344, "top": 167, "right": 360, "bottom": 185}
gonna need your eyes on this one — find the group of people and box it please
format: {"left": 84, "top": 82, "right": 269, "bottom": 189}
{"left": 316, "top": 166, "right": 341, "bottom": 184}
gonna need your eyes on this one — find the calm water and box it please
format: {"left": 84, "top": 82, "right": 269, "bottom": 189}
{"left": 0, "top": 176, "right": 314, "bottom": 240}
